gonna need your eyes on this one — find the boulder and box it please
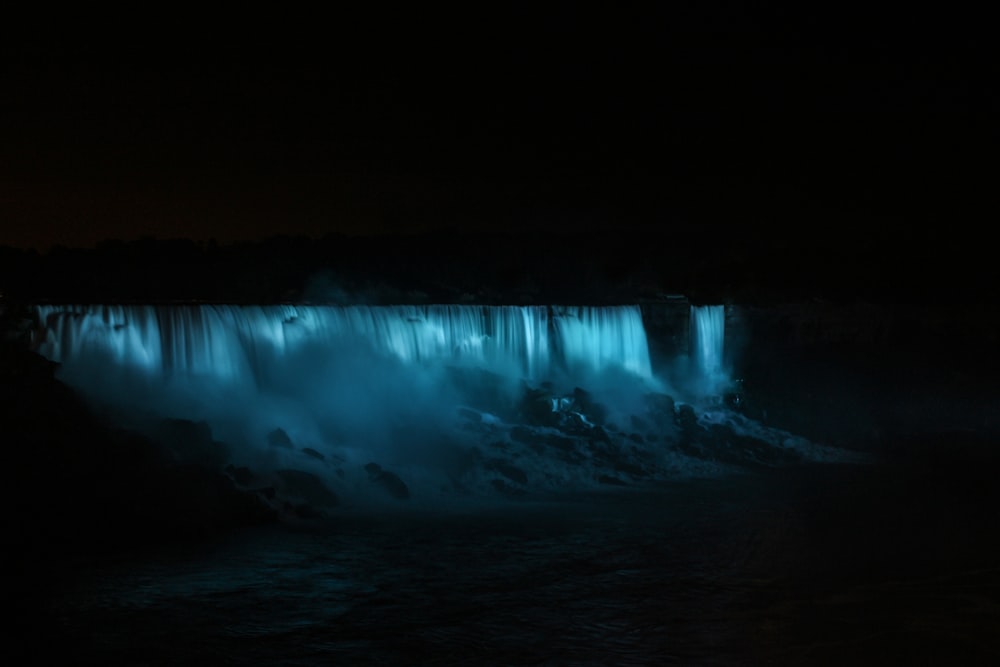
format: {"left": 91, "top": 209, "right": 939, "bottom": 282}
{"left": 274, "top": 469, "right": 339, "bottom": 508}
{"left": 519, "top": 386, "right": 559, "bottom": 426}
{"left": 364, "top": 462, "right": 410, "bottom": 500}
{"left": 267, "top": 428, "right": 294, "bottom": 448}
{"left": 485, "top": 459, "right": 528, "bottom": 485}
{"left": 154, "top": 418, "right": 229, "bottom": 469}
{"left": 301, "top": 447, "right": 325, "bottom": 461}
{"left": 572, "top": 387, "right": 608, "bottom": 425}
{"left": 645, "top": 392, "right": 677, "bottom": 428}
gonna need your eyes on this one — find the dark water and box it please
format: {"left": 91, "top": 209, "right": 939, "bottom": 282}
{"left": 24, "top": 459, "right": 1000, "bottom": 666}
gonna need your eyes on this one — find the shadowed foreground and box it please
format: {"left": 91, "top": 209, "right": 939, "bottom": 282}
{"left": 17, "top": 454, "right": 1000, "bottom": 666}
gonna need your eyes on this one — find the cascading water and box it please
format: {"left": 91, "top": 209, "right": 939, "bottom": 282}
{"left": 690, "top": 304, "right": 728, "bottom": 396}
{"left": 31, "top": 304, "right": 659, "bottom": 462}
{"left": 26, "top": 302, "right": 860, "bottom": 503}
{"left": 552, "top": 306, "right": 653, "bottom": 379}
{"left": 33, "top": 304, "right": 653, "bottom": 387}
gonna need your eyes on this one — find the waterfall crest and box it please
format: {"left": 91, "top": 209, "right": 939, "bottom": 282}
{"left": 33, "top": 304, "right": 654, "bottom": 386}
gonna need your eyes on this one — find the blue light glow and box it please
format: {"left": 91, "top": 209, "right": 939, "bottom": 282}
{"left": 31, "top": 301, "right": 838, "bottom": 503}
{"left": 690, "top": 305, "right": 728, "bottom": 396}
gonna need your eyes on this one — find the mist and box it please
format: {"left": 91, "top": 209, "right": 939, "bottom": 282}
{"left": 33, "top": 303, "right": 707, "bottom": 505}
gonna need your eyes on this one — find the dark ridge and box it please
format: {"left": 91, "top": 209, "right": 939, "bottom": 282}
{"left": 1, "top": 224, "right": 995, "bottom": 306}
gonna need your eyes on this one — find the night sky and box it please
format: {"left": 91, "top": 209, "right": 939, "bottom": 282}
{"left": 1, "top": 5, "right": 995, "bottom": 251}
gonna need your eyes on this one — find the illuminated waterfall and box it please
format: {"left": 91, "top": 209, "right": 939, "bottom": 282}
{"left": 552, "top": 305, "right": 652, "bottom": 378}
{"left": 28, "top": 302, "right": 854, "bottom": 495}
{"left": 690, "top": 304, "right": 727, "bottom": 395}
{"left": 32, "top": 304, "right": 654, "bottom": 387}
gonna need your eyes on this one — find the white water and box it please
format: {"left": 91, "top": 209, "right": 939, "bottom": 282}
{"left": 31, "top": 304, "right": 660, "bottom": 467}
{"left": 33, "top": 304, "right": 654, "bottom": 387}
{"left": 27, "top": 301, "right": 871, "bottom": 503}
{"left": 690, "top": 305, "right": 728, "bottom": 396}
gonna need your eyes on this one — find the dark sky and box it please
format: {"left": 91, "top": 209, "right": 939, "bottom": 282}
{"left": 1, "top": 4, "right": 995, "bottom": 249}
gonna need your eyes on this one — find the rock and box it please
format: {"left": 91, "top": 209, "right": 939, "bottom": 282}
{"left": 572, "top": 387, "right": 608, "bottom": 425}
{"left": 645, "top": 392, "right": 677, "bottom": 415}
{"left": 510, "top": 425, "right": 536, "bottom": 444}
{"left": 589, "top": 426, "right": 613, "bottom": 445}
{"left": 519, "top": 386, "right": 559, "bottom": 426}
{"left": 613, "top": 460, "right": 646, "bottom": 478}
{"left": 485, "top": 459, "right": 528, "bottom": 485}
{"left": 490, "top": 478, "right": 524, "bottom": 497}
{"left": 224, "top": 464, "right": 256, "bottom": 487}
{"left": 556, "top": 410, "right": 596, "bottom": 437}
{"left": 645, "top": 392, "right": 677, "bottom": 428}
{"left": 677, "top": 404, "right": 700, "bottom": 433}
{"left": 364, "top": 462, "right": 410, "bottom": 500}
{"left": 546, "top": 434, "right": 577, "bottom": 452}
{"left": 597, "top": 474, "right": 628, "bottom": 486}
{"left": 267, "top": 428, "right": 294, "bottom": 448}
{"left": 274, "top": 469, "right": 338, "bottom": 508}
{"left": 286, "top": 502, "right": 323, "bottom": 519}
{"left": 301, "top": 447, "right": 325, "bottom": 461}
{"left": 630, "top": 415, "right": 650, "bottom": 432}
{"left": 154, "top": 418, "right": 229, "bottom": 469}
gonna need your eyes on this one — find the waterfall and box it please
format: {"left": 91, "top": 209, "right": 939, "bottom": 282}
{"left": 32, "top": 304, "right": 653, "bottom": 387}
{"left": 690, "top": 304, "right": 727, "bottom": 395}
{"left": 552, "top": 305, "right": 652, "bottom": 379}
